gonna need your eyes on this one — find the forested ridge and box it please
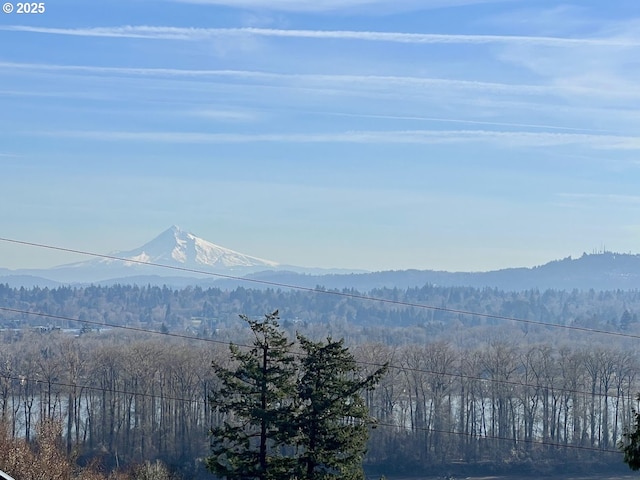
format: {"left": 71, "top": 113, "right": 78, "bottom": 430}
{"left": 1, "top": 282, "right": 640, "bottom": 477}
{"left": 1, "top": 282, "right": 639, "bottom": 336}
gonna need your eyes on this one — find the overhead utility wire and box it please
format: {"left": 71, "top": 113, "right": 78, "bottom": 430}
{"left": 373, "top": 419, "right": 623, "bottom": 455}
{"left": 0, "top": 373, "right": 624, "bottom": 456}
{"left": 0, "top": 236, "right": 637, "bottom": 342}
{"left": 0, "top": 238, "right": 635, "bottom": 456}
{"left": 0, "top": 305, "right": 631, "bottom": 402}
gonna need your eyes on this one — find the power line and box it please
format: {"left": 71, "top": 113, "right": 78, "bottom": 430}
{"left": 0, "top": 238, "right": 633, "bottom": 463}
{"left": 373, "top": 419, "right": 623, "bottom": 455}
{"left": 0, "top": 236, "right": 637, "bottom": 341}
{"left": 2, "top": 236, "right": 639, "bottom": 402}
{"left": 1, "top": 373, "right": 624, "bottom": 456}
{"left": 0, "top": 306, "right": 228, "bottom": 346}
{"left": 0, "top": 306, "right": 634, "bottom": 401}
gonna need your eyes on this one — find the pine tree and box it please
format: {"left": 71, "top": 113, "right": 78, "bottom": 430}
{"left": 206, "top": 311, "right": 298, "bottom": 480}
{"left": 294, "top": 335, "right": 388, "bottom": 480}
{"left": 620, "top": 394, "right": 640, "bottom": 470}
{"left": 206, "top": 312, "right": 388, "bottom": 480}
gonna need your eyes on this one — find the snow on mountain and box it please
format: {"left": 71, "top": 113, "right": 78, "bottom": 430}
{"left": 0, "top": 226, "right": 366, "bottom": 285}
{"left": 56, "top": 225, "right": 279, "bottom": 274}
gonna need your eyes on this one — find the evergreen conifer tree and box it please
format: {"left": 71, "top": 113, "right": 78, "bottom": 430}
{"left": 294, "top": 335, "right": 388, "bottom": 480}
{"left": 620, "top": 394, "right": 640, "bottom": 470}
{"left": 206, "top": 312, "right": 387, "bottom": 480}
{"left": 206, "top": 311, "right": 297, "bottom": 480}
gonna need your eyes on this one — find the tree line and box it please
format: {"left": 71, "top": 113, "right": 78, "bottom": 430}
{"left": 0, "top": 319, "right": 637, "bottom": 477}
{"left": 2, "top": 283, "right": 640, "bottom": 341}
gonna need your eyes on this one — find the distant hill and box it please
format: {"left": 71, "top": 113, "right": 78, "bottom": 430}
{"left": 0, "top": 275, "right": 63, "bottom": 289}
{"left": 202, "top": 252, "right": 640, "bottom": 292}
{"left": 0, "top": 226, "right": 362, "bottom": 286}
{"left": 1, "top": 228, "right": 640, "bottom": 291}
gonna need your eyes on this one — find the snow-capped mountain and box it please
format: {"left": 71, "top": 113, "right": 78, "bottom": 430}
{"left": 52, "top": 225, "right": 280, "bottom": 278}
{"left": 0, "top": 226, "right": 282, "bottom": 284}
{"left": 68, "top": 225, "right": 280, "bottom": 271}
{"left": 0, "top": 226, "right": 366, "bottom": 286}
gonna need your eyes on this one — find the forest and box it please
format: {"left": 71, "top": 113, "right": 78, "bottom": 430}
{"left": 1, "top": 282, "right": 639, "bottom": 338}
{"left": 0, "top": 282, "right": 639, "bottom": 477}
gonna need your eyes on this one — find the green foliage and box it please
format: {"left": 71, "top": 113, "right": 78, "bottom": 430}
{"left": 619, "top": 394, "right": 640, "bottom": 470}
{"left": 206, "top": 311, "right": 298, "bottom": 480}
{"left": 294, "top": 335, "right": 388, "bottom": 480}
{"left": 7, "top": 282, "right": 640, "bottom": 338}
{"left": 206, "top": 312, "right": 387, "bottom": 480}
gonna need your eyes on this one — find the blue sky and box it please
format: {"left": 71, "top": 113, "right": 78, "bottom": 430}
{"left": 1, "top": 0, "right": 639, "bottom": 272}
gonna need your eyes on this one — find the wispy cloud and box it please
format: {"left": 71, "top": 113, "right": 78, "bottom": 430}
{"left": 2, "top": 25, "right": 638, "bottom": 47}
{"left": 0, "top": 61, "right": 577, "bottom": 97}
{"left": 321, "top": 112, "right": 612, "bottom": 133}
{"left": 30, "top": 129, "right": 640, "bottom": 150}
{"left": 4, "top": 61, "right": 636, "bottom": 133}
{"left": 6, "top": 60, "right": 639, "bottom": 105}
{"left": 151, "top": 0, "right": 519, "bottom": 14}
{"left": 481, "top": 5, "right": 596, "bottom": 36}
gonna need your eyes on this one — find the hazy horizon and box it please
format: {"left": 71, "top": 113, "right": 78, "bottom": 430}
{"left": 0, "top": 224, "right": 631, "bottom": 275}
{"left": 1, "top": 1, "right": 639, "bottom": 272}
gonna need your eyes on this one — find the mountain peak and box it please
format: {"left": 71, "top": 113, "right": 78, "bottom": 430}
{"left": 53, "top": 226, "right": 280, "bottom": 277}
{"left": 132, "top": 226, "right": 280, "bottom": 270}
{"left": 155, "top": 224, "right": 185, "bottom": 241}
